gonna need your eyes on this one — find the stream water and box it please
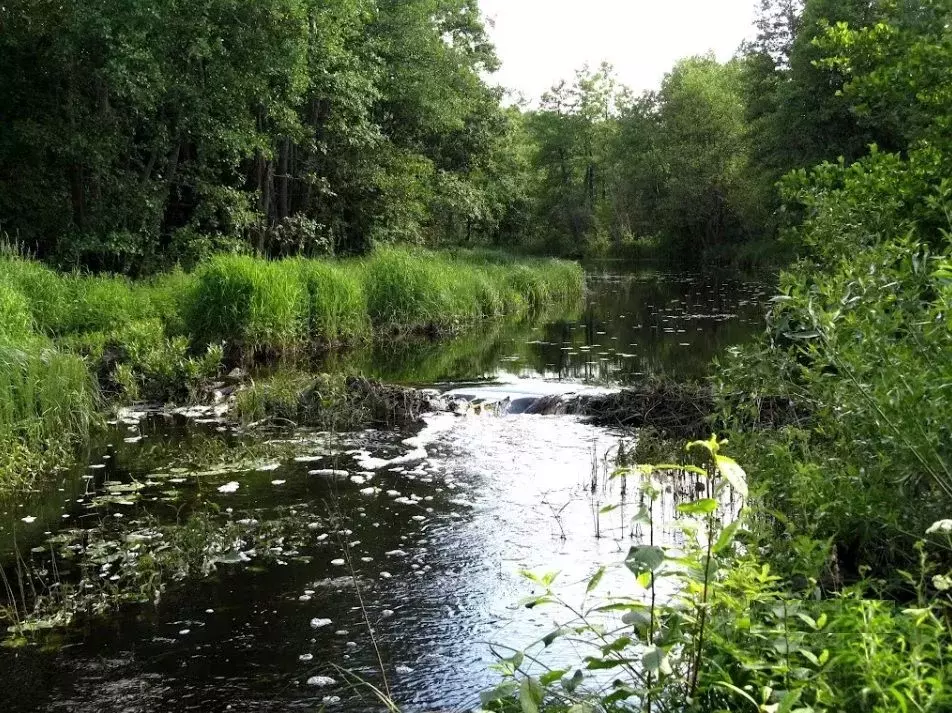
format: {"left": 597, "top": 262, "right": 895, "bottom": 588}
{"left": 0, "top": 264, "right": 768, "bottom": 712}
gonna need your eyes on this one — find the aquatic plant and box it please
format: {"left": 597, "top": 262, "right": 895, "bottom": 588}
{"left": 2, "top": 503, "right": 330, "bottom": 644}
{"left": 0, "top": 341, "right": 99, "bottom": 492}
{"left": 234, "top": 371, "right": 439, "bottom": 431}
{"left": 0, "top": 247, "right": 582, "bottom": 491}
{"left": 359, "top": 246, "right": 462, "bottom": 329}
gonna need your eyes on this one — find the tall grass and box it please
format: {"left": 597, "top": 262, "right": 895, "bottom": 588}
{"left": 0, "top": 246, "right": 582, "bottom": 491}
{"left": 0, "top": 342, "right": 98, "bottom": 445}
{"left": 0, "top": 258, "right": 67, "bottom": 334}
{"left": 0, "top": 257, "right": 161, "bottom": 336}
{"left": 188, "top": 254, "right": 309, "bottom": 350}
{"left": 186, "top": 247, "right": 583, "bottom": 348}
{"left": 0, "top": 248, "right": 582, "bottom": 354}
{"left": 359, "top": 246, "right": 583, "bottom": 331}
{"left": 359, "top": 247, "right": 460, "bottom": 328}
{"left": 292, "top": 260, "right": 370, "bottom": 344}
{"left": 0, "top": 282, "right": 34, "bottom": 341}
{"left": 0, "top": 340, "right": 99, "bottom": 491}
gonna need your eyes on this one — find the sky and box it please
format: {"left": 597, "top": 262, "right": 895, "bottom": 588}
{"left": 478, "top": 0, "right": 759, "bottom": 102}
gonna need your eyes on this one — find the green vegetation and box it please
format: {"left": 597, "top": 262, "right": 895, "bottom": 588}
{"left": 485, "top": 439, "right": 952, "bottom": 713}
{"left": 0, "top": 0, "right": 517, "bottom": 269}
{"left": 187, "top": 247, "right": 581, "bottom": 347}
{"left": 487, "top": 2, "right": 952, "bottom": 712}
{"left": 0, "top": 247, "right": 581, "bottom": 492}
{"left": 1, "top": 0, "right": 951, "bottom": 709}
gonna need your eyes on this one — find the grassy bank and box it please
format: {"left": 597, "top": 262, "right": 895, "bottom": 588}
{"left": 0, "top": 247, "right": 583, "bottom": 492}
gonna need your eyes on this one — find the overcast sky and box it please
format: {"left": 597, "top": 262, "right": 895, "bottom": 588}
{"left": 478, "top": 0, "right": 758, "bottom": 102}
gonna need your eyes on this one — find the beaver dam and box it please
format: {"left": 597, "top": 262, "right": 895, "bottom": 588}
{"left": 0, "top": 266, "right": 768, "bottom": 713}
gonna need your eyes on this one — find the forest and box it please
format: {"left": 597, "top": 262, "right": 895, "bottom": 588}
{"left": 1, "top": 0, "right": 951, "bottom": 712}
{"left": 3, "top": 0, "right": 933, "bottom": 269}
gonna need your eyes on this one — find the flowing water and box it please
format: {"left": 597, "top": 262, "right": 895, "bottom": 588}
{"left": 0, "top": 265, "right": 767, "bottom": 712}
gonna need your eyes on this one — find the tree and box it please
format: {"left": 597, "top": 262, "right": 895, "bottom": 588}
{"left": 653, "top": 57, "right": 756, "bottom": 254}
{"left": 0, "top": 0, "right": 512, "bottom": 270}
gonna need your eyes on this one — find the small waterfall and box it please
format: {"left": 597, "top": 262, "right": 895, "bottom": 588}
{"left": 442, "top": 377, "right": 614, "bottom": 417}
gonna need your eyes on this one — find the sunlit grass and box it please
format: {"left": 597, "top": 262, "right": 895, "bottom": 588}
{"left": 189, "top": 254, "right": 309, "bottom": 351}
{"left": 292, "top": 259, "right": 370, "bottom": 345}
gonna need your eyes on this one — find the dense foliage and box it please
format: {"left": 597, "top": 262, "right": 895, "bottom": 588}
{"left": 0, "top": 0, "right": 521, "bottom": 270}
{"left": 3, "top": 0, "right": 941, "bottom": 269}
{"left": 1, "top": 0, "right": 951, "bottom": 709}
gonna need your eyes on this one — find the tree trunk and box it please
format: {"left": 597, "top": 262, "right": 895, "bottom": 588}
{"left": 68, "top": 163, "right": 85, "bottom": 229}
{"left": 277, "top": 137, "right": 290, "bottom": 221}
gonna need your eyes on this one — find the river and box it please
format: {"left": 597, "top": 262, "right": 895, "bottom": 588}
{"left": 0, "top": 265, "right": 767, "bottom": 712}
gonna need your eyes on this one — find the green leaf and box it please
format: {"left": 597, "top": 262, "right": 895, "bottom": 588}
{"left": 567, "top": 704, "right": 596, "bottom": 713}
{"left": 712, "top": 520, "right": 741, "bottom": 554}
{"left": 713, "top": 681, "right": 761, "bottom": 710}
{"left": 642, "top": 646, "right": 672, "bottom": 675}
{"left": 715, "top": 455, "right": 748, "bottom": 497}
{"left": 687, "top": 435, "right": 720, "bottom": 456}
{"left": 480, "top": 681, "right": 518, "bottom": 705}
{"left": 600, "top": 636, "right": 632, "bottom": 654}
{"left": 518, "top": 594, "right": 556, "bottom": 609}
{"left": 625, "top": 545, "right": 666, "bottom": 575}
{"left": 519, "top": 677, "right": 543, "bottom": 713}
{"left": 584, "top": 656, "right": 639, "bottom": 670}
{"left": 542, "top": 628, "right": 565, "bottom": 647}
{"left": 777, "top": 688, "right": 803, "bottom": 713}
{"left": 656, "top": 463, "right": 708, "bottom": 477}
{"left": 539, "top": 668, "right": 567, "bottom": 686}
{"left": 586, "top": 566, "right": 605, "bottom": 594}
{"left": 631, "top": 506, "right": 652, "bottom": 526}
{"left": 621, "top": 608, "right": 651, "bottom": 630}
{"left": 678, "top": 498, "right": 717, "bottom": 515}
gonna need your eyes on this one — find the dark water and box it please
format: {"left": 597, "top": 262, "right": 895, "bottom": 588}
{"left": 328, "top": 263, "right": 767, "bottom": 385}
{"left": 0, "top": 266, "right": 767, "bottom": 712}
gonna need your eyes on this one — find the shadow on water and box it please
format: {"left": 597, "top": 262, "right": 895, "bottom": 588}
{"left": 0, "top": 265, "right": 768, "bottom": 712}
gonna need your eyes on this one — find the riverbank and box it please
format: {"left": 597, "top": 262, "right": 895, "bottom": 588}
{"left": 0, "top": 247, "right": 583, "bottom": 494}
